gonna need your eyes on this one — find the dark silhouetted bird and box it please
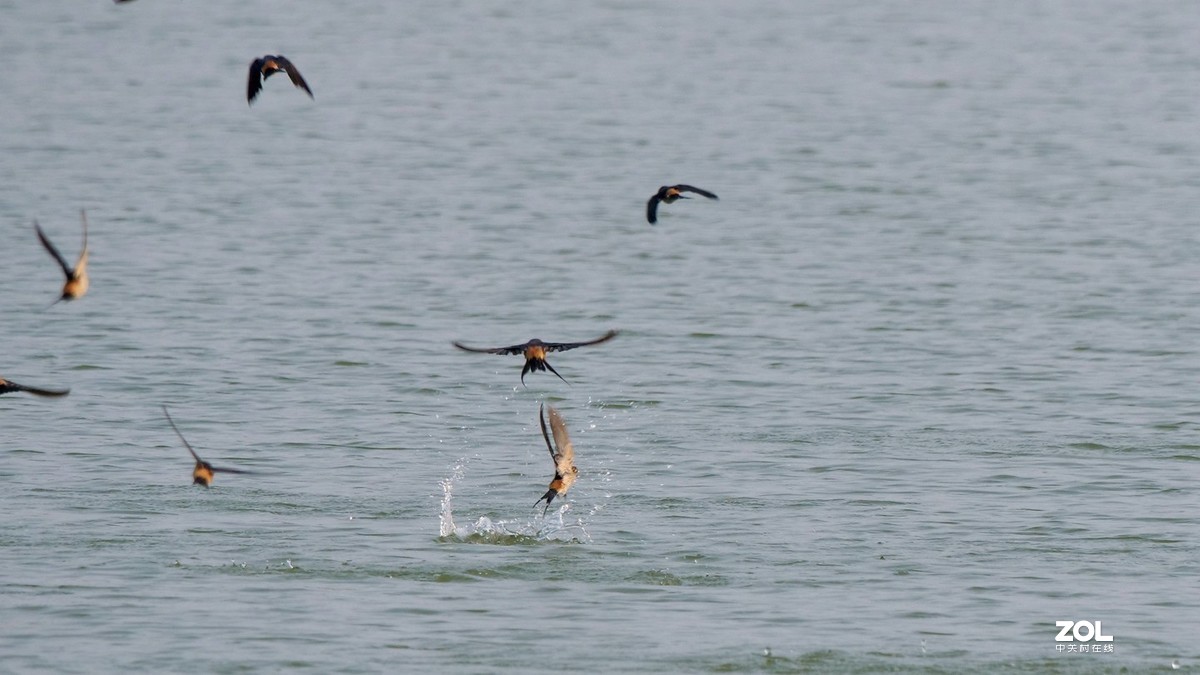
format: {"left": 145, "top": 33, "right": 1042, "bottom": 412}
{"left": 453, "top": 329, "right": 618, "bottom": 385}
{"left": 646, "top": 184, "right": 718, "bottom": 224}
{"left": 535, "top": 404, "right": 577, "bottom": 515}
{"left": 35, "top": 211, "right": 89, "bottom": 304}
{"left": 247, "top": 55, "right": 313, "bottom": 104}
{"left": 0, "top": 376, "right": 69, "bottom": 398}
{"left": 162, "top": 406, "right": 254, "bottom": 487}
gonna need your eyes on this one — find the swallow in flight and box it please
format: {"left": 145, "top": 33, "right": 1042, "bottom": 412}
{"left": 35, "top": 211, "right": 89, "bottom": 304}
{"left": 162, "top": 406, "right": 254, "bottom": 487}
{"left": 0, "top": 376, "right": 70, "bottom": 398}
{"left": 646, "top": 184, "right": 719, "bottom": 224}
{"left": 453, "top": 329, "right": 618, "bottom": 386}
{"left": 535, "top": 404, "right": 578, "bottom": 515}
{"left": 247, "top": 55, "right": 314, "bottom": 104}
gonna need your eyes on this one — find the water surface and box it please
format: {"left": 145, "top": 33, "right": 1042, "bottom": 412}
{"left": 1, "top": 1, "right": 1197, "bottom": 672}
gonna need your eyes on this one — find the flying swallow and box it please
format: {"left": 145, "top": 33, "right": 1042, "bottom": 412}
{"left": 453, "top": 329, "right": 619, "bottom": 386}
{"left": 535, "top": 404, "right": 578, "bottom": 515}
{"left": 646, "top": 184, "right": 719, "bottom": 224}
{"left": 248, "top": 55, "right": 313, "bottom": 104}
{"left": 0, "top": 376, "right": 69, "bottom": 397}
{"left": 162, "top": 406, "right": 254, "bottom": 487}
{"left": 35, "top": 211, "right": 89, "bottom": 304}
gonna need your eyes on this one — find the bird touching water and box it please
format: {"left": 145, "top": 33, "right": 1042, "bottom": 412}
{"left": 535, "top": 404, "right": 577, "bottom": 515}
{"left": 162, "top": 406, "right": 255, "bottom": 487}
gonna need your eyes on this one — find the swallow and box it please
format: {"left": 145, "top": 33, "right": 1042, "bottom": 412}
{"left": 162, "top": 406, "right": 254, "bottom": 487}
{"left": 453, "top": 329, "right": 619, "bottom": 386}
{"left": 248, "top": 55, "right": 314, "bottom": 104}
{"left": 535, "top": 404, "right": 578, "bottom": 515}
{"left": 35, "top": 211, "right": 89, "bottom": 304}
{"left": 0, "top": 376, "right": 69, "bottom": 397}
{"left": 646, "top": 184, "right": 719, "bottom": 224}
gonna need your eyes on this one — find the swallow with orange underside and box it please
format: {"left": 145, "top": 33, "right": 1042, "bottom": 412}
{"left": 162, "top": 406, "right": 255, "bottom": 487}
{"left": 0, "top": 376, "right": 69, "bottom": 398}
{"left": 646, "top": 184, "right": 718, "bottom": 224}
{"left": 35, "top": 211, "right": 89, "bottom": 304}
{"left": 453, "top": 329, "right": 618, "bottom": 386}
{"left": 535, "top": 404, "right": 577, "bottom": 515}
{"left": 248, "top": 54, "right": 313, "bottom": 104}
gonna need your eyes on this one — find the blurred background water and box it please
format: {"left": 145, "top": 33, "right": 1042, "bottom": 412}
{"left": 1, "top": 1, "right": 1197, "bottom": 672}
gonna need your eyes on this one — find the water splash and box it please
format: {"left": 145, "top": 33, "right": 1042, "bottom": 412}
{"left": 445, "top": 506, "right": 591, "bottom": 544}
{"left": 439, "top": 459, "right": 591, "bottom": 543}
{"left": 438, "top": 458, "right": 468, "bottom": 538}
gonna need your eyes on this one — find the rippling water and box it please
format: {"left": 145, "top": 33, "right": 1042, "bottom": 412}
{"left": 2, "top": 1, "right": 1197, "bottom": 672}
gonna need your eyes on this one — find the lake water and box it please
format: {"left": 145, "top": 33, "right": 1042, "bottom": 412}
{"left": 1, "top": 1, "right": 1197, "bottom": 672}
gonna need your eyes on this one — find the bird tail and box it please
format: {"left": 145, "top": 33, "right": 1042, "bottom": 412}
{"left": 535, "top": 489, "right": 556, "bottom": 515}
{"left": 542, "top": 360, "right": 569, "bottom": 385}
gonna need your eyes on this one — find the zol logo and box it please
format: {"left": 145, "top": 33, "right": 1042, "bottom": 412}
{"left": 1055, "top": 620, "right": 1114, "bottom": 642}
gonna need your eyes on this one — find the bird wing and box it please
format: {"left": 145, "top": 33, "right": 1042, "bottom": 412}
{"left": 543, "top": 329, "right": 619, "bottom": 353}
{"left": 539, "top": 404, "right": 557, "bottom": 462}
{"left": 16, "top": 382, "right": 69, "bottom": 397}
{"left": 247, "top": 58, "right": 266, "bottom": 103}
{"left": 646, "top": 194, "right": 661, "bottom": 224}
{"left": 453, "top": 341, "right": 527, "bottom": 356}
{"left": 162, "top": 406, "right": 205, "bottom": 464}
{"left": 0, "top": 379, "right": 69, "bottom": 397}
{"left": 75, "top": 210, "right": 89, "bottom": 274}
{"left": 277, "top": 56, "right": 314, "bottom": 98}
{"left": 211, "top": 466, "right": 256, "bottom": 475}
{"left": 23, "top": 385, "right": 70, "bottom": 397}
{"left": 35, "top": 222, "right": 74, "bottom": 278}
{"left": 675, "top": 184, "right": 719, "bottom": 200}
{"left": 546, "top": 405, "right": 574, "bottom": 471}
